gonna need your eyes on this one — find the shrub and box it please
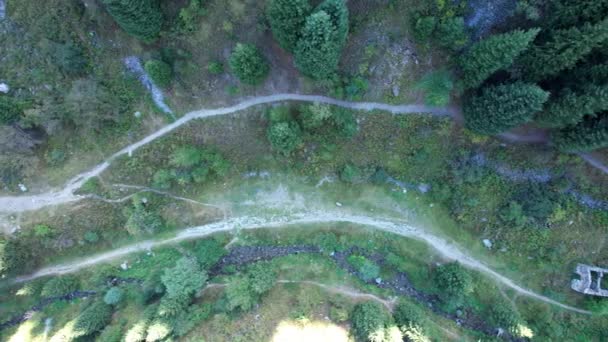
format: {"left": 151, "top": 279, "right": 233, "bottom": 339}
{"left": 102, "top": 0, "right": 164, "bottom": 42}
{"left": 74, "top": 301, "right": 113, "bottom": 336}
{"left": 488, "top": 300, "right": 521, "bottom": 330}
{"left": 247, "top": 262, "right": 277, "bottom": 295}
{"left": 393, "top": 300, "right": 424, "bottom": 326}
{"left": 314, "top": 232, "right": 343, "bottom": 253}
{"left": 125, "top": 204, "right": 164, "bottom": 236}
{"left": 41, "top": 276, "right": 80, "bottom": 297}
{"left": 315, "top": 0, "right": 349, "bottom": 46}
{"left": 340, "top": 164, "right": 361, "bottom": 183}
{"left": 176, "top": 0, "right": 205, "bottom": 34}
{"left": 225, "top": 276, "right": 255, "bottom": 311}
{"left": 267, "top": 121, "right": 302, "bottom": 155}
{"left": 157, "top": 294, "right": 189, "bottom": 318}
{"left": 98, "top": 324, "right": 123, "bottom": 342}
{"left": 161, "top": 257, "right": 208, "bottom": 299}
{"left": 350, "top": 301, "right": 390, "bottom": 341}
{"left": 267, "top": 0, "right": 311, "bottom": 52}
{"left": 34, "top": 224, "right": 54, "bottom": 237}
{"left": 299, "top": 103, "right": 333, "bottom": 130}
{"left": 84, "top": 231, "right": 100, "bottom": 244}
{"left": 193, "top": 238, "right": 226, "bottom": 268}
{"left": 103, "top": 287, "right": 124, "bottom": 305}
{"left": 229, "top": 43, "right": 269, "bottom": 85}
{"left": 207, "top": 61, "right": 224, "bottom": 75}
{"left": 145, "top": 60, "right": 172, "bottom": 88}
{"left": 414, "top": 69, "right": 453, "bottom": 106}
{"left": 413, "top": 16, "right": 437, "bottom": 43}
{"left": 152, "top": 169, "right": 173, "bottom": 189}
{"left": 0, "top": 96, "right": 22, "bottom": 124}
{"left": 172, "top": 304, "right": 212, "bottom": 336}
{"left": 435, "top": 17, "right": 468, "bottom": 51}
{"left": 433, "top": 262, "right": 473, "bottom": 307}
{"left": 348, "top": 255, "right": 380, "bottom": 282}
{"left": 171, "top": 146, "right": 202, "bottom": 168}
{"left": 294, "top": 11, "right": 341, "bottom": 79}
{"left": 463, "top": 82, "right": 549, "bottom": 135}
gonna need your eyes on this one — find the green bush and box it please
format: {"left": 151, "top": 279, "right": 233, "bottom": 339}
{"left": 207, "top": 61, "right": 224, "bottom": 75}
{"left": 172, "top": 304, "right": 212, "bottom": 336}
{"left": 464, "top": 82, "right": 549, "bottom": 135}
{"left": 103, "top": 287, "right": 124, "bottom": 305}
{"left": 315, "top": 0, "right": 349, "bottom": 46}
{"left": 225, "top": 276, "right": 256, "bottom": 311}
{"left": 102, "top": 0, "right": 164, "bottom": 42}
{"left": 0, "top": 96, "right": 23, "bottom": 124}
{"left": 176, "top": 0, "right": 205, "bottom": 34}
{"left": 34, "top": 224, "right": 54, "bottom": 237}
{"left": 414, "top": 69, "right": 453, "bottom": 106}
{"left": 229, "top": 43, "right": 270, "bottom": 85}
{"left": 145, "top": 60, "right": 172, "bottom": 88}
{"left": 74, "top": 301, "right": 113, "bottom": 336}
{"left": 267, "top": 121, "right": 302, "bottom": 155}
{"left": 97, "top": 324, "right": 123, "bottom": 342}
{"left": 393, "top": 300, "right": 424, "bottom": 326}
{"left": 125, "top": 202, "right": 164, "bottom": 236}
{"left": 413, "top": 16, "right": 437, "bottom": 43}
{"left": 41, "top": 276, "right": 80, "bottom": 297}
{"left": 84, "top": 231, "right": 100, "bottom": 244}
{"left": 193, "top": 238, "right": 226, "bottom": 268}
{"left": 161, "top": 257, "right": 208, "bottom": 299}
{"left": 152, "top": 169, "right": 173, "bottom": 189}
{"left": 267, "top": 0, "right": 312, "bottom": 52}
{"left": 435, "top": 17, "right": 468, "bottom": 51}
{"left": 433, "top": 262, "right": 473, "bottom": 308}
{"left": 350, "top": 301, "right": 391, "bottom": 341}
{"left": 340, "top": 164, "right": 361, "bottom": 183}
{"left": 488, "top": 300, "right": 521, "bottom": 330}
{"left": 247, "top": 262, "right": 277, "bottom": 295}
{"left": 171, "top": 146, "right": 203, "bottom": 168}
{"left": 347, "top": 255, "right": 380, "bottom": 282}
{"left": 299, "top": 103, "right": 333, "bottom": 130}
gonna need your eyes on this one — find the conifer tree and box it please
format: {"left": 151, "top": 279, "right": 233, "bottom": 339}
{"left": 459, "top": 29, "right": 540, "bottom": 89}
{"left": 315, "top": 0, "right": 349, "bottom": 46}
{"left": 546, "top": 0, "right": 608, "bottom": 29}
{"left": 552, "top": 113, "right": 608, "bottom": 152}
{"left": 294, "top": 11, "right": 340, "bottom": 79}
{"left": 229, "top": 43, "right": 270, "bottom": 85}
{"left": 519, "top": 19, "right": 608, "bottom": 81}
{"left": 103, "top": 0, "right": 163, "bottom": 42}
{"left": 464, "top": 83, "right": 549, "bottom": 135}
{"left": 266, "top": 0, "right": 311, "bottom": 52}
{"left": 535, "top": 85, "right": 608, "bottom": 128}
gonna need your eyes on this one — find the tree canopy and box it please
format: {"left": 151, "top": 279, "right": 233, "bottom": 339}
{"left": 267, "top": 0, "right": 311, "bottom": 52}
{"left": 102, "top": 0, "right": 164, "bottom": 42}
{"left": 229, "top": 43, "right": 270, "bottom": 85}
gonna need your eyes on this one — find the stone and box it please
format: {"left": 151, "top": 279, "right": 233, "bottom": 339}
{"left": 335, "top": 202, "right": 343, "bottom": 207}
{"left": 0, "top": 83, "right": 9, "bottom": 93}
{"left": 418, "top": 184, "right": 430, "bottom": 193}
{"left": 18, "top": 183, "right": 27, "bottom": 192}
{"left": 482, "top": 239, "right": 493, "bottom": 249}
{"left": 571, "top": 264, "right": 608, "bottom": 297}
{"left": 120, "top": 262, "right": 128, "bottom": 270}
{"left": 392, "top": 85, "right": 400, "bottom": 97}
{"left": 375, "top": 277, "right": 382, "bottom": 284}
{"left": 134, "top": 111, "right": 142, "bottom": 118}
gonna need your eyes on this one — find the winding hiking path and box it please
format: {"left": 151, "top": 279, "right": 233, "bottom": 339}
{"left": 11, "top": 211, "right": 591, "bottom": 315}
{"left": 0, "top": 94, "right": 455, "bottom": 214}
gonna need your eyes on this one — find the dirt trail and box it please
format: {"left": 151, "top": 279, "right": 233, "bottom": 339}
{"left": 10, "top": 211, "right": 591, "bottom": 315}
{"left": 0, "top": 95, "right": 455, "bottom": 214}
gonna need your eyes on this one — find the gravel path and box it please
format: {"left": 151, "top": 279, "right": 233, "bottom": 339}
{"left": 10, "top": 211, "right": 591, "bottom": 315}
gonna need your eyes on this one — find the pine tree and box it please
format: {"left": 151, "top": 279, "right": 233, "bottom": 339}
{"left": 294, "top": 11, "right": 340, "bottom": 79}
{"left": 464, "top": 83, "right": 549, "bottom": 135}
{"left": 519, "top": 19, "right": 608, "bottom": 81}
{"left": 229, "top": 43, "right": 270, "bottom": 85}
{"left": 552, "top": 113, "right": 608, "bottom": 152}
{"left": 103, "top": 0, "right": 164, "bottom": 42}
{"left": 535, "top": 85, "right": 608, "bottom": 128}
{"left": 546, "top": 0, "right": 608, "bottom": 29}
{"left": 315, "top": 0, "right": 349, "bottom": 46}
{"left": 459, "top": 29, "right": 540, "bottom": 89}
{"left": 266, "top": 0, "right": 311, "bottom": 52}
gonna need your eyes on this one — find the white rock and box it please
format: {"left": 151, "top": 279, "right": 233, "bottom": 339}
{"left": 335, "top": 202, "right": 342, "bottom": 207}
{"left": 134, "top": 111, "right": 142, "bottom": 118}
{"left": 120, "top": 262, "right": 128, "bottom": 270}
{"left": 482, "top": 239, "right": 493, "bottom": 249}
{"left": 18, "top": 183, "right": 27, "bottom": 192}
{"left": 0, "top": 83, "right": 9, "bottom": 93}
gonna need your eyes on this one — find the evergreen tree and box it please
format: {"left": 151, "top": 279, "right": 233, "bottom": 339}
{"left": 546, "top": 0, "right": 608, "bottom": 29}
{"left": 315, "top": 0, "right": 349, "bottom": 46}
{"left": 229, "top": 43, "right": 270, "bottom": 85}
{"left": 267, "top": 0, "right": 311, "bottom": 52}
{"left": 519, "top": 19, "right": 608, "bottom": 81}
{"left": 102, "top": 0, "right": 164, "bottom": 42}
{"left": 535, "top": 85, "right": 608, "bottom": 128}
{"left": 161, "top": 257, "right": 208, "bottom": 299}
{"left": 552, "top": 113, "right": 608, "bottom": 152}
{"left": 294, "top": 11, "right": 340, "bottom": 79}
{"left": 464, "top": 83, "right": 549, "bottom": 135}
{"left": 459, "top": 29, "right": 540, "bottom": 89}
